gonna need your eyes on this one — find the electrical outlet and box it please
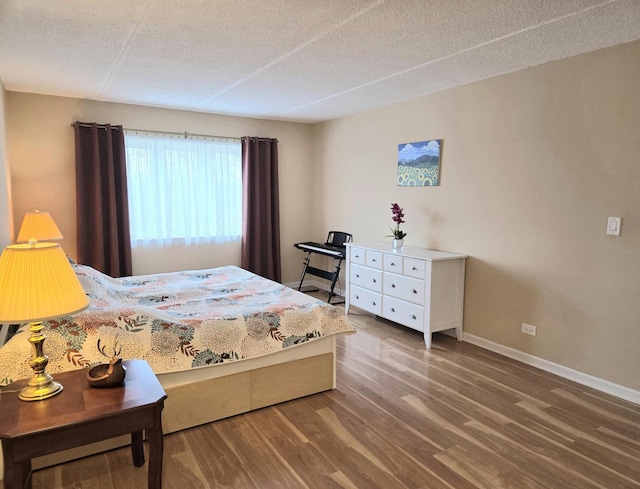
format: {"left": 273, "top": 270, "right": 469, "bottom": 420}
{"left": 521, "top": 323, "right": 537, "bottom": 336}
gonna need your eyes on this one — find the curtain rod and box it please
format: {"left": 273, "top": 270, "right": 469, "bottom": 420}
{"left": 241, "top": 136, "right": 279, "bottom": 143}
{"left": 71, "top": 122, "right": 240, "bottom": 141}
{"left": 71, "top": 122, "right": 121, "bottom": 130}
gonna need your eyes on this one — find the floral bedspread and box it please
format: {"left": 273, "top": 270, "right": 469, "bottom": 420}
{"left": 0, "top": 265, "right": 355, "bottom": 385}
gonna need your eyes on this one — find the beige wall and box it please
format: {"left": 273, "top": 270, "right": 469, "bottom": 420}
{"left": 0, "top": 83, "right": 13, "bottom": 247}
{"left": 315, "top": 40, "right": 640, "bottom": 390}
{"left": 6, "top": 94, "right": 317, "bottom": 280}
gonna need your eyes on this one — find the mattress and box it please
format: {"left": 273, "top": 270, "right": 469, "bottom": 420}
{"left": 0, "top": 264, "right": 355, "bottom": 385}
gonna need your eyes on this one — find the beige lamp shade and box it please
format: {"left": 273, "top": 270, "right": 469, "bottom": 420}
{"left": 0, "top": 242, "right": 89, "bottom": 323}
{"left": 16, "top": 210, "right": 63, "bottom": 243}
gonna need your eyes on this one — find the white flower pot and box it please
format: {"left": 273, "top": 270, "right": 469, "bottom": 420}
{"left": 392, "top": 239, "right": 404, "bottom": 249}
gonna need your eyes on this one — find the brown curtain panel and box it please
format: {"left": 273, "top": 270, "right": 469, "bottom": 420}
{"left": 241, "top": 136, "right": 281, "bottom": 282}
{"left": 74, "top": 122, "right": 132, "bottom": 277}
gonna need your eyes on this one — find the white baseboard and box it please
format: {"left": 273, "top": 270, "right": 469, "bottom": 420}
{"left": 463, "top": 333, "right": 640, "bottom": 405}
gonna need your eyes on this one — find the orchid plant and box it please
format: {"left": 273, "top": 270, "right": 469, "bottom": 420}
{"left": 388, "top": 203, "right": 407, "bottom": 240}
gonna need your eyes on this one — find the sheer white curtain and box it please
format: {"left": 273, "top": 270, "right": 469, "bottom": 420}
{"left": 124, "top": 131, "right": 242, "bottom": 248}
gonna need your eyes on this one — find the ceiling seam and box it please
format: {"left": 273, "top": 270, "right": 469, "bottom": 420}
{"left": 281, "top": 0, "right": 619, "bottom": 116}
{"left": 199, "top": 0, "right": 387, "bottom": 105}
{"left": 95, "top": 0, "right": 157, "bottom": 101}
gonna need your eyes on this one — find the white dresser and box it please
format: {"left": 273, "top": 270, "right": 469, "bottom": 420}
{"left": 345, "top": 242, "right": 467, "bottom": 348}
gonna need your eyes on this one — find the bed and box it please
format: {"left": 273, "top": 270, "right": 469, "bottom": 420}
{"left": 0, "top": 263, "right": 356, "bottom": 475}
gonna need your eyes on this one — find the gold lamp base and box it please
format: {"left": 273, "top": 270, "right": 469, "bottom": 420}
{"left": 19, "top": 321, "right": 64, "bottom": 402}
{"left": 19, "top": 375, "right": 63, "bottom": 401}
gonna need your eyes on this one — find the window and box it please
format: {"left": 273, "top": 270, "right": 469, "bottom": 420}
{"left": 124, "top": 131, "right": 242, "bottom": 248}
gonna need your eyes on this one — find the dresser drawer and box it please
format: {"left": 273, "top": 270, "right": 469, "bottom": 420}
{"left": 382, "top": 296, "right": 424, "bottom": 332}
{"left": 404, "top": 257, "right": 427, "bottom": 280}
{"left": 350, "top": 264, "right": 383, "bottom": 292}
{"left": 349, "top": 285, "right": 382, "bottom": 316}
{"left": 350, "top": 247, "right": 365, "bottom": 265}
{"left": 365, "top": 251, "right": 383, "bottom": 270}
{"left": 383, "top": 272, "right": 425, "bottom": 306}
{"left": 383, "top": 254, "right": 403, "bottom": 273}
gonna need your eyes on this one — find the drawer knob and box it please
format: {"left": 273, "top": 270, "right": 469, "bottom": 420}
{"left": 372, "top": 259, "right": 377, "bottom": 262}
{"left": 356, "top": 274, "right": 360, "bottom": 278}
{"left": 372, "top": 301, "right": 376, "bottom": 306}
{"left": 355, "top": 255, "right": 360, "bottom": 258}
{"left": 355, "top": 295, "right": 359, "bottom": 300}
{"left": 412, "top": 289, "right": 417, "bottom": 294}
{"left": 372, "top": 278, "right": 377, "bottom": 283}
{"left": 411, "top": 314, "right": 417, "bottom": 320}
{"left": 389, "top": 307, "right": 395, "bottom": 312}
{"left": 391, "top": 283, "right": 396, "bottom": 288}
{"left": 390, "top": 262, "right": 396, "bottom": 266}
{"left": 412, "top": 266, "right": 417, "bottom": 271}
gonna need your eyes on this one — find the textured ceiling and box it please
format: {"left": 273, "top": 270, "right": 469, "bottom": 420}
{"left": 1, "top": 0, "right": 640, "bottom": 123}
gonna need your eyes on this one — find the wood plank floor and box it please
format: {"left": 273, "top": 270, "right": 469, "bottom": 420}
{"left": 10, "top": 303, "right": 640, "bottom": 489}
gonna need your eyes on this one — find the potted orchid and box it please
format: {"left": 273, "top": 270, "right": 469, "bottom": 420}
{"left": 387, "top": 203, "right": 407, "bottom": 248}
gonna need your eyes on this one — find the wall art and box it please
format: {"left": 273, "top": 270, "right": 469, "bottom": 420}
{"left": 397, "top": 139, "right": 442, "bottom": 186}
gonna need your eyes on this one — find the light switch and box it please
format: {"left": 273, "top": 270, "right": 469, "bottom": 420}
{"left": 607, "top": 217, "right": 622, "bottom": 236}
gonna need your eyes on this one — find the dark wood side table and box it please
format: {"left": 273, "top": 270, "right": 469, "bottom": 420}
{"left": 0, "top": 359, "right": 167, "bottom": 489}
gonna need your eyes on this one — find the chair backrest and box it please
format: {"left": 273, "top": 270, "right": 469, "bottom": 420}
{"left": 325, "top": 231, "right": 353, "bottom": 248}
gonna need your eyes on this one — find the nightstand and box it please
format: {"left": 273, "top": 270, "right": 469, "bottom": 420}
{"left": 0, "top": 359, "right": 167, "bottom": 489}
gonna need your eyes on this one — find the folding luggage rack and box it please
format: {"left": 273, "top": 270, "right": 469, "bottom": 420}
{"left": 294, "top": 231, "right": 352, "bottom": 304}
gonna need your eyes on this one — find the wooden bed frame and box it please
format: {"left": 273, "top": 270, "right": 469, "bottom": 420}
{"left": 16, "top": 334, "right": 339, "bottom": 475}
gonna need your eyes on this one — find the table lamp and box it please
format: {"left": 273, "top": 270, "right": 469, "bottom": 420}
{"left": 16, "top": 210, "right": 63, "bottom": 243}
{"left": 0, "top": 242, "right": 89, "bottom": 401}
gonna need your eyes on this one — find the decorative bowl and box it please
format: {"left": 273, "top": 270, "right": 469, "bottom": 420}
{"left": 86, "top": 357, "right": 127, "bottom": 388}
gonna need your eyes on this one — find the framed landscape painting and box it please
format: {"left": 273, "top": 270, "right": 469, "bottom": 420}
{"left": 397, "top": 139, "right": 442, "bottom": 186}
